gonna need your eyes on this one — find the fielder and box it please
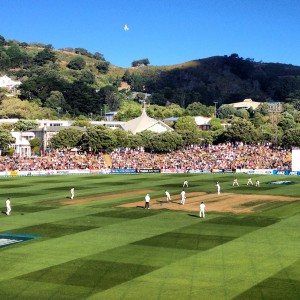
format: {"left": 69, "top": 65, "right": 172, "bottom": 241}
{"left": 183, "top": 180, "right": 189, "bottom": 188}
{"left": 6, "top": 198, "right": 11, "bottom": 215}
{"left": 180, "top": 189, "right": 186, "bottom": 205}
{"left": 144, "top": 193, "right": 150, "bottom": 209}
{"left": 165, "top": 190, "right": 171, "bottom": 202}
{"left": 247, "top": 178, "right": 253, "bottom": 186}
{"left": 70, "top": 187, "right": 75, "bottom": 199}
{"left": 216, "top": 182, "right": 221, "bottom": 195}
{"left": 232, "top": 178, "right": 239, "bottom": 186}
{"left": 255, "top": 180, "right": 260, "bottom": 187}
{"left": 199, "top": 201, "right": 206, "bottom": 218}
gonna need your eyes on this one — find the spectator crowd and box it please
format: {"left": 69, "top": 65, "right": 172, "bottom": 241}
{"left": 0, "top": 151, "right": 106, "bottom": 171}
{"left": 0, "top": 144, "right": 292, "bottom": 172}
{"left": 110, "top": 144, "right": 291, "bottom": 171}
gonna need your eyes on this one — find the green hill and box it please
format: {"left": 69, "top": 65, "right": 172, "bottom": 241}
{"left": 1, "top": 35, "right": 300, "bottom": 118}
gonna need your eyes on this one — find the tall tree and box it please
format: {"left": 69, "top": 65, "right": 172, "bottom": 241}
{"left": 0, "top": 127, "right": 15, "bottom": 149}
{"left": 14, "top": 120, "right": 38, "bottom": 131}
{"left": 67, "top": 57, "right": 86, "bottom": 70}
{"left": 44, "top": 91, "right": 66, "bottom": 110}
{"left": 174, "top": 116, "right": 201, "bottom": 146}
{"left": 281, "top": 128, "right": 300, "bottom": 148}
{"left": 81, "top": 125, "right": 116, "bottom": 152}
{"left": 98, "top": 86, "right": 120, "bottom": 111}
{"left": 220, "top": 117, "right": 259, "bottom": 143}
{"left": 49, "top": 128, "right": 84, "bottom": 149}
{"left": 33, "top": 47, "right": 56, "bottom": 65}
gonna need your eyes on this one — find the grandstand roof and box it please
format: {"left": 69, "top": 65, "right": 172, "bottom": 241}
{"left": 123, "top": 108, "right": 173, "bottom": 134}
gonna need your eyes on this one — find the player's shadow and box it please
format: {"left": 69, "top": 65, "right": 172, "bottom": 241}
{"left": 188, "top": 213, "right": 200, "bottom": 218}
{"left": 1, "top": 211, "right": 7, "bottom": 215}
{"left": 136, "top": 205, "right": 145, "bottom": 208}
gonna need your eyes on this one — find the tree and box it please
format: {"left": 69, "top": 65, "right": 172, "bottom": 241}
{"left": 44, "top": 91, "right": 66, "bottom": 110}
{"left": 0, "top": 127, "right": 15, "bottom": 149}
{"left": 235, "top": 109, "right": 250, "bottom": 119}
{"left": 114, "top": 101, "right": 142, "bottom": 121}
{"left": 0, "top": 35, "right": 5, "bottom": 46}
{"left": 220, "top": 118, "right": 259, "bottom": 143}
{"left": 0, "top": 50, "right": 10, "bottom": 69}
{"left": 33, "top": 47, "right": 56, "bottom": 65}
{"left": 49, "top": 128, "right": 84, "bottom": 149}
{"left": 281, "top": 128, "right": 300, "bottom": 148}
{"left": 112, "top": 128, "right": 130, "bottom": 148}
{"left": 29, "top": 137, "right": 41, "bottom": 154}
{"left": 64, "top": 81, "right": 103, "bottom": 115}
{"left": 217, "top": 104, "right": 237, "bottom": 119}
{"left": 96, "top": 61, "right": 110, "bottom": 74}
{"left": 0, "top": 97, "right": 54, "bottom": 119}
{"left": 256, "top": 103, "right": 271, "bottom": 116}
{"left": 174, "top": 116, "right": 201, "bottom": 146}
{"left": 153, "top": 131, "right": 183, "bottom": 152}
{"left": 138, "top": 130, "right": 183, "bottom": 152}
{"left": 146, "top": 103, "right": 185, "bottom": 119}
{"left": 67, "top": 57, "right": 86, "bottom": 70}
{"left": 186, "top": 102, "right": 214, "bottom": 117}
{"left": 19, "top": 71, "right": 68, "bottom": 103}
{"left": 81, "top": 125, "right": 116, "bottom": 152}
{"left": 251, "top": 112, "right": 266, "bottom": 128}
{"left": 131, "top": 58, "right": 150, "bottom": 67}
{"left": 5, "top": 44, "right": 31, "bottom": 68}
{"left": 74, "top": 48, "right": 93, "bottom": 58}
{"left": 78, "top": 70, "right": 95, "bottom": 84}
{"left": 129, "top": 73, "right": 145, "bottom": 91}
{"left": 278, "top": 112, "right": 296, "bottom": 131}
{"left": 127, "top": 133, "right": 144, "bottom": 149}
{"left": 98, "top": 86, "right": 120, "bottom": 111}
{"left": 72, "top": 119, "right": 92, "bottom": 128}
{"left": 14, "top": 120, "right": 38, "bottom": 131}
{"left": 0, "top": 123, "right": 14, "bottom": 131}
{"left": 93, "top": 52, "right": 105, "bottom": 61}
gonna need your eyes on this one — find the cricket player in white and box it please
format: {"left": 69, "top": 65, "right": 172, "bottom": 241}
{"left": 216, "top": 182, "right": 221, "bottom": 194}
{"left": 247, "top": 178, "right": 253, "bottom": 186}
{"left": 144, "top": 194, "right": 150, "bottom": 209}
{"left": 232, "top": 178, "right": 239, "bottom": 186}
{"left": 6, "top": 198, "right": 11, "bottom": 215}
{"left": 70, "top": 188, "right": 75, "bottom": 199}
{"left": 199, "top": 202, "right": 206, "bottom": 218}
{"left": 165, "top": 190, "right": 171, "bottom": 202}
{"left": 256, "top": 180, "right": 260, "bottom": 187}
{"left": 183, "top": 180, "right": 188, "bottom": 187}
{"left": 180, "top": 190, "right": 186, "bottom": 205}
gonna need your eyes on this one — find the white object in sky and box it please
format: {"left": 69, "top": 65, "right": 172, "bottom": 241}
{"left": 124, "top": 24, "right": 129, "bottom": 31}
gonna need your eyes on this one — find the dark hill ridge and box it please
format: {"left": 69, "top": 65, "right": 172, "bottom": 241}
{"left": 127, "top": 55, "right": 300, "bottom": 106}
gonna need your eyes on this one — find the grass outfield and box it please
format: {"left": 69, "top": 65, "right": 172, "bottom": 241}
{"left": 1, "top": 173, "right": 300, "bottom": 299}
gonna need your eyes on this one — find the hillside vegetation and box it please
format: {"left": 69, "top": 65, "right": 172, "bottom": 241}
{"left": 1, "top": 35, "right": 300, "bottom": 119}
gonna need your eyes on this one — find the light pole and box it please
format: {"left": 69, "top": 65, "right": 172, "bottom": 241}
{"left": 214, "top": 102, "right": 218, "bottom": 118}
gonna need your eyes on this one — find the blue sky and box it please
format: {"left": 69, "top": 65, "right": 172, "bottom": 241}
{"left": 1, "top": 0, "right": 300, "bottom": 68}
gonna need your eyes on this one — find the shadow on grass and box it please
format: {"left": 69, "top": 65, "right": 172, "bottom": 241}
{"left": 188, "top": 213, "right": 199, "bottom": 218}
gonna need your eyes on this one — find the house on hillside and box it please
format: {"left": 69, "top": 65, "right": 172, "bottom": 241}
{"left": 10, "top": 131, "right": 35, "bottom": 157}
{"left": 0, "top": 75, "right": 21, "bottom": 94}
{"left": 104, "top": 111, "right": 118, "bottom": 121}
{"left": 229, "top": 98, "right": 261, "bottom": 110}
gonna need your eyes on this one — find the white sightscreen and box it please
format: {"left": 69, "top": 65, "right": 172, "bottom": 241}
{"left": 292, "top": 149, "right": 300, "bottom": 171}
